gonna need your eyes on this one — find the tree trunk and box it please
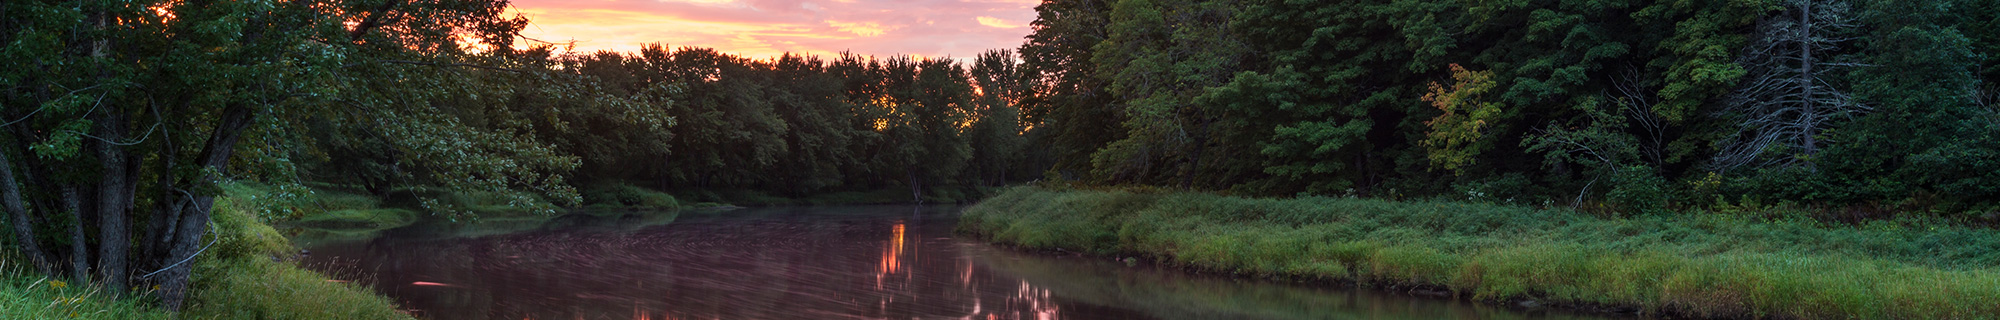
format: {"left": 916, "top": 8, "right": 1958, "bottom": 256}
{"left": 156, "top": 103, "right": 256, "bottom": 310}
{"left": 1799, "top": 0, "right": 1817, "bottom": 156}
{"left": 139, "top": 115, "right": 180, "bottom": 271}
{"left": 0, "top": 151, "right": 52, "bottom": 275}
{"left": 85, "top": 7, "right": 132, "bottom": 294}
{"left": 4, "top": 123, "right": 65, "bottom": 276}
{"left": 96, "top": 112, "right": 131, "bottom": 295}
{"left": 907, "top": 169, "right": 923, "bottom": 204}
{"left": 62, "top": 186, "right": 88, "bottom": 282}
{"left": 138, "top": 169, "right": 179, "bottom": 275}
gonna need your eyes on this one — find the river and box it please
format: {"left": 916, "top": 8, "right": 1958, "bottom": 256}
{"left": 296, "top": 205, "right": 1630, "bottom": 320}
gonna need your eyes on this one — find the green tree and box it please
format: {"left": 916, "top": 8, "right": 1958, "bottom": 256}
{"left": 1422, "top": 64, "right": 1506, "bottom": 172}
{"left": 1089, "top": 0, "right": 1257, "bottom": 188}
{"left": 1020, "top": 0, "right": 1126, "bottom": 180}
{"left": 968, "top": 49, "right": 1032, "bottom": 186}
{"left": 1, "top": 0, "right": 580, "bottom": 308}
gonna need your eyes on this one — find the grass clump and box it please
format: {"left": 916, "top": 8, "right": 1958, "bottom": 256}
{"left": 183, "top": 190, "right": 416, "bottom": 319}
{"left": 958, "top": 186, "right": 2000, "bottom": 319}
{"left": 290, "top": 209, "right": 419, "bottom": 230}
{"left": 223, "top": 183, "right": 421, "bottom": 231}
{"left": 582, "top": 182, "right": 681, "bottom": 210}
{"left": 0, "top": 183, "right": 414, "bottom": 319}
{"left": 183, "top": 257, "right": 409, "bottom": 320}
{"left": 0, "top": 270, "right": 170, "bottom": 319}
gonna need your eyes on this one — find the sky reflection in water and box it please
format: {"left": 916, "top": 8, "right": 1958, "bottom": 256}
{"left": 299, "top": 206, "right": 1628, "bottom": 320}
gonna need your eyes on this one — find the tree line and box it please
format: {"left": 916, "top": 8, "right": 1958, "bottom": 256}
{"left": 3, "top": 0, "right": 1052, "bottom": 308}
{"left": 5, "top": 0, "right": 1999, "bottom": 310}
{"left": 1013, "top": 0, "right": 2000, "bottom": 216}
{"left": 490, "top": 45, "right": 1046, "bottom": 200}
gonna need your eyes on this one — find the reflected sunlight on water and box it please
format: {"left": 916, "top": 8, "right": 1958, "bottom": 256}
{"left": 879, "top": 222, "right": 905, "bottom": 286}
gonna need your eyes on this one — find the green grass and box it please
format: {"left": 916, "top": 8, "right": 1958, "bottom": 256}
{"left": 222, "top": 183, "right": 422, "bottom": 231}
{"left": 278, "top": 184, "right": 555, "bottom": 228}
{"left": 958, "top": 186, "right": 2000, "bottom": 319}
{"left": 186, "top": 186, "right": 416, "bottom": 319}
{"left": 1, "top": 183, "right": 415, "bottom": 319}
{"left": 0, "top": 270, "right": 170, "bottom": 319}
{"left": 290, "top": 209, "right": 420, "bottom": 230}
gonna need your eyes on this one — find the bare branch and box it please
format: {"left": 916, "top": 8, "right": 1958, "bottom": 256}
{"left": 1711, "top": 0, "right": 1867, "bottom": 173}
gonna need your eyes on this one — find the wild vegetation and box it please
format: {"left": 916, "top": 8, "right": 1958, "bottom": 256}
{"left": 3, "top": 0, "right": 1998, "bottom": 317}
{"left": 960, "top": 187, "right": 2000, "bottom": 319}
{"left": 3, "top": 185, "right": 411, "bottom": 319}
{"left": 1016, "top": 0, "right": 2000, "bottom": 217}
{"left": 966, "top": 2, "right": 2000, "bottom": 316}
{"left": 2, "top": 0, "right": 1038, "bottom": 315}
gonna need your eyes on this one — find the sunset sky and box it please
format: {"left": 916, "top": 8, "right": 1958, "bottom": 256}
{"left": 507, "top": 0, "right": 1041, "bottom": 60}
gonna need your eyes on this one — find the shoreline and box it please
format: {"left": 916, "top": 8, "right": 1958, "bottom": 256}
{"left": 969, "top": 235, "right": 1655, "bottom": 318}
{"left": 955, "top": 186, "right": 2000, "bottom": 319}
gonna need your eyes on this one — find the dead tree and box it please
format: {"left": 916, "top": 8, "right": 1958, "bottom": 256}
{"left": 1611, "top": 68, "right": 1670, "bottom": 168}
{"left": 1712, "top": 0, "right": 1868, "bottom": 172}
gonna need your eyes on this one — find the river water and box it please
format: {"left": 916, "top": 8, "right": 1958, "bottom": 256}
{"left": 297, "top": 205, "right": 1629, "bottom": 320}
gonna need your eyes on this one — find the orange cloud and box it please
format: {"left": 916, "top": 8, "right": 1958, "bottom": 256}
{"left": 825, "top": 20, "right": 894, "bottom": 37}
{"left": 975, "top": 16, "right": 1023, "bottom": 29}
{"left": 508, "top": 0, "right": 1036, "bottom": 60}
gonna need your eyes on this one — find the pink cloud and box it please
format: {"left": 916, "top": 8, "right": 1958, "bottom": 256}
{"left": 507, "top": 0, "right": 1038, "bottom": 60}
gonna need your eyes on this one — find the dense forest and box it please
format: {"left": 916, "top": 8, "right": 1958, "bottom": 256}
{"left": 2, "top": 0, "right": 1998, "bottom": 312}
{"left": 1017, "top": 0, "right": 2000, "bottom": 216}
{"left": 0, "top": 0, "right": 1044, "bottom": 307}
{"left": 308, "top": 45, "right": 1050, "bottom": 205}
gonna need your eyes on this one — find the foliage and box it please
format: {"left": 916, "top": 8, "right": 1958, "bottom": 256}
{"left": 1421, "top": 64, "right": 1506, "bottom": 172}
{"left": 961, "top": 187, "right": 2000, "bottom": 319}
{"left": 184, "top": 191, "right": 412, "bottom": 319}
{"left": 522, "top": 45, "right": 1040, "bottom": 202}
{"left": 1010, "top": 0, "right": 1999, "bottom": 213}
{"left": 1, "top": 183, "right": 411, "bottom": 319}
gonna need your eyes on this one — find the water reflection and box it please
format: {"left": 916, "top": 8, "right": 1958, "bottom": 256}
{"left": 879, "top": 222, "right": 904, "bottom": 287}
{"left": 300, "top": 206, "right": 1631, "bottom": 320}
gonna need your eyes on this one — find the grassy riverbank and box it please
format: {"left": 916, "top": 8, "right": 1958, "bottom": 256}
{"left": 957, "top": 187, "right": 2000, "bottom": 319}
{"left": 1, "top": 184, "right": 414, "bottom": 319}
{"left": 271, "top": 181, "right": 685, "bottom": 233}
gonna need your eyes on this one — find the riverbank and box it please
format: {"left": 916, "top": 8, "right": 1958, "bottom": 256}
{"left": 956, "top": 186, "right": 2000, "bottom": 319}
{"left": 0, "top": 180, "right": 696, "bottom": 319}
{"left": 666, "top": 186, "right": 998, "bottom": 207}
{"left": 276, "top": 181, "right": 686, "bottom": 233}
{"left": 1, "top": 184, "right": 414, "bottom": 319}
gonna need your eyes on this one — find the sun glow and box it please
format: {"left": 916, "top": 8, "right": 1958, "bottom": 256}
{"left": 506, "top": 0, "right": 1036, "bottom": 59}
{"left": 975, "top": 16, "right": 1022, "bottom": 29}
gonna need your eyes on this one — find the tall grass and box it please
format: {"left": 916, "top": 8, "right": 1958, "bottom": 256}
{"left": 0, "top": 183, "right": 415, "bottom": 319}
{"left": 958, "top": 187, "right": 2000, "bottom": 319}
{"left": 186, "top": 186, "right": 417, "bottom": 319}
{"left": 0, "top": 260, "right": 169, "bottom": 319}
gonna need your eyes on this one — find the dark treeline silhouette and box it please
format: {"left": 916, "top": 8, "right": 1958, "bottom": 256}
{"left": 575, "top": 45, "right": 1050, "bottom": 200}
{"left": 308, "top": 44, "right": 1049, "bottom": 204}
